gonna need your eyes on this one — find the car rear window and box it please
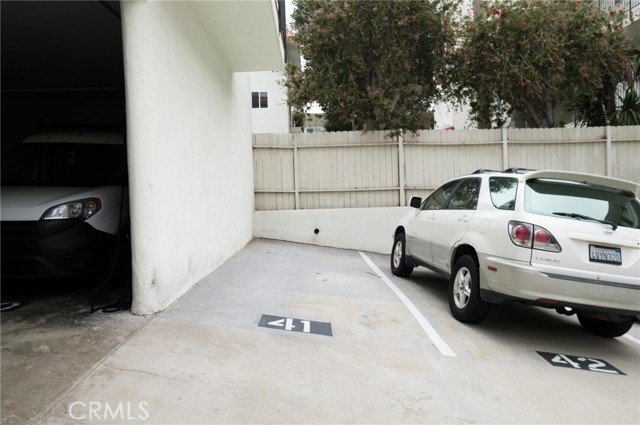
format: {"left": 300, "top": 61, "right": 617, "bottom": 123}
{"left": 525, "top": 178, "right": 640, "bottom": 230}
{"left": 2, "top": 143, "right": 126, "bottom": 187}
{"left": 489, "top": 177, "right": 518, "bottom": 210}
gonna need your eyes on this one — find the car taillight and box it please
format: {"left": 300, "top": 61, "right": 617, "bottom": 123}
{"left": 533, "top": 227, "right": 561, "bottom": 252}
{"left": 509, "top": 221, "right": 561, "bottom": 252}
{"left": 509, "top": 222, "right": 533, "bottom": 248}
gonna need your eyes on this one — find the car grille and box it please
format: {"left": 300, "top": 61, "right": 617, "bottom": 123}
{"left": 1, "top": 221, "right": 38, "bottom": 240}
{"left": 1, "top": 258, "right": 50, "bottom": 278}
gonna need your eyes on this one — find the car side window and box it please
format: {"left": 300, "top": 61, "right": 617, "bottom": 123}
{"left": 1, "top": 144, "right": 38, "bottom": 185}
{"left": 490, "top": 177, "right": 518, "bottom": 210}
{"left": 448, "top": 178, "right": 481, "bottom": 210}
{"left": 424, "top": 180, "right": 460, "bottom": 210}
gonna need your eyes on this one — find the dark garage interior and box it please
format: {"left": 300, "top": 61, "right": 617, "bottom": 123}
{"left": 1, "top": 0, "right": 129, "bottom": 308}
{"left": 2, "top": 0, "right": 126, "bottom": 155}
{"left": 1, "top": 3, "right": 143, "bottom": 424}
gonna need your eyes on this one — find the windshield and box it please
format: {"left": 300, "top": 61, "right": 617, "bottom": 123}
{"left": 525, "top": 178, "right": 640, "bottom": 230}
{"left": 2, "top": 143, "right": 126, "bottom": 187}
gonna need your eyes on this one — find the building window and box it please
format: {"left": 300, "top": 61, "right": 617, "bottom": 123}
{"left": 252, "top": 91, "right": 268, "bottom": 109}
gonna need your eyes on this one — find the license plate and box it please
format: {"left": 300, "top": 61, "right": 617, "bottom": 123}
{"left": 589, "top": 245, "right": 622, "bottom": 265}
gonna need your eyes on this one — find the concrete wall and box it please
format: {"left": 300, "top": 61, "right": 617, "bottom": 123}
{"left": 254, "top": 207, "right": 412, "bottom": 255}
{"left": 122, "top": 2, "right": 255, "bottom": 314}
{"left": 250, "top": 71, "right": 289, "bottom": 134}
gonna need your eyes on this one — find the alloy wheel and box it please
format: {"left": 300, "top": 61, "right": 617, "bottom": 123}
{"left": 393, "top": 240, "right": 403, "bottom": 269}
{"left": 453, "top": 267, "right": 472, "bottom": 309}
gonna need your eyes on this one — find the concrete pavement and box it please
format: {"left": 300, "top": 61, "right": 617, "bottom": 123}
{"left": 5, "top": 238, "right": 639, "bottom": 424}
{"left": 39, "top": 239, "right": 461, "bottom": 424}
{"left": 1, "top": 281, "right": 148, "bottom": 425}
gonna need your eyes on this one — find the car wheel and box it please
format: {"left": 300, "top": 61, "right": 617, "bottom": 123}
{"left": 577, "top": 313, "right": 635, "bottom": 338}
{"left": 449, "top": 255, "right": 490, "bottom": 323}
{"left": 390, "top": 233, "right": 413, "bottom": 277}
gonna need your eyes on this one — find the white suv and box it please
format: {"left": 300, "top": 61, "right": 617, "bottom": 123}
{"left": 391, "top": 169, "right": 640, "bottom": 337}
{"left": 1, "top": 130, "right": 128, "bottom": 281}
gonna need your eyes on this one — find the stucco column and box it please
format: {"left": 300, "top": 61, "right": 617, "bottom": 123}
{"left": 121, "top": 1, "right": 255, "bottom": 314}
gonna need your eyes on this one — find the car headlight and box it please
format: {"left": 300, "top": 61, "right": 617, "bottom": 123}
{"left": 40, "top": 198, "right": 102, "bottom": 220}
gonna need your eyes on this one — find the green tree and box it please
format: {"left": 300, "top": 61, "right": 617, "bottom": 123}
{"left": 616, "top": 88, "right": 640, "bottom": 125}
{"left": 450, "top": 0, "right": 636, "bottom": 128}
{"left": 613, "top": 51, "right": 640, "bottom": 126}
{"left": 286, "top": 0, "right": 460, "bottom": 133}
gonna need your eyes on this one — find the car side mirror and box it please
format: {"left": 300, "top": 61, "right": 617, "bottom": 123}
{"left": 410, "top": 197, "right": 422, "bottom": 209}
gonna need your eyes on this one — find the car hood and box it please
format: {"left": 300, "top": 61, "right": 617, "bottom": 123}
{"left": 1, "top": 186, "right": 104, "bottom": 221}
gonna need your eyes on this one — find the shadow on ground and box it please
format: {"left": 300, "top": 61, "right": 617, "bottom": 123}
{"left": 1, "top": 276, "right": 148, "bottom": 425}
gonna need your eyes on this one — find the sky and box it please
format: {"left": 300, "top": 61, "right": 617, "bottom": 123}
{"left": 285, "top": 0, "right": 294, "bottom": 27}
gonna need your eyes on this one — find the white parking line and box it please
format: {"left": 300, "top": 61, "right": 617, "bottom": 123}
{"left": 623, "top": 333, "right": 640, "bottom": 345}
{"left": 359, "top": 252, "right": 457, "bottom": 357}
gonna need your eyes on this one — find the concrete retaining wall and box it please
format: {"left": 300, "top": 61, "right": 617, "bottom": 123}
{"left": 254, "top": 207, "right": 412, "bottom": 255}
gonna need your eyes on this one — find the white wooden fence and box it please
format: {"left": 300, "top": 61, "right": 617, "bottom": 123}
{"left": 253, "top": 126, "right": 640, "bottom": 211}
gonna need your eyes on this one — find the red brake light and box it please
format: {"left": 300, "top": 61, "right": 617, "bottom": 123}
{"left": 508, "top": 221, "right": 561, "bottom": 252}
{"left": 515, "top": 225, "right": 531, "bottom": 241}
{"left": 509, "top": 222, "right": 533, "bottom": 248}
{"left": 535, "top": 229, "right": 552, "bottom": 244}
{"left": 533, "top": 227, "right": 561, "bottom": 252}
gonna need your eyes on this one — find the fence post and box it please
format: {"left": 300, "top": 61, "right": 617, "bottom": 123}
{"left": 606, "top": 125, "right": 612, "bottom": 177}
{"left": 398, "top": 131, "right": 406, "bottom": 206}
{"left": 502, "top": 127, "right": 509, "bottom": 169}
{"left": 293, "top": 134, "right": 300, "bottom": 209}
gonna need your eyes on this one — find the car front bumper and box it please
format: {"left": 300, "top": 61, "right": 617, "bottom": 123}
{"left": 480, "top": 254, "right": 640, "bottom": 316}
{"left": 1, "top": 220, "right": 117, "bottom": 280}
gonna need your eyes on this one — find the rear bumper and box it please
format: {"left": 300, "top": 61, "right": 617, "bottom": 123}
{"left": 479, "top": 254, "right": 640, "bottom": 316}
{"left": 1, "top": 220, "right": 117, "bottom": 279}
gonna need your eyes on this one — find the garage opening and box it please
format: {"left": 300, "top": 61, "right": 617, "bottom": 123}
{"left": 1, "top": 1, "right": 130, "bottom": 313}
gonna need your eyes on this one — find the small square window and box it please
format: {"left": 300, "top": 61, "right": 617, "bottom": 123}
{"left": 251, "top": 91, "right": 269, "bottom": 108}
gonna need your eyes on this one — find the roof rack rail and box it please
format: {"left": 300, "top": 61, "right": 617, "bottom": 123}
{"left": 502, "top": 167, "right": 536, "bottom": 174}
{"left": 471, "top": 169, "right": 500, "bottom": 174}
{"left": 38, "top": 116, "right": 125, "bottom": 132}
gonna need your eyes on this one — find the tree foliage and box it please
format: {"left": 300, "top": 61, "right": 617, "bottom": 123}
{"left": 286, "top": 0, "right": 460, "bottom": 133}
{"left": 450, "top": 0, "right": 637, "bottom": 128}
{"left": 617, "top": 87, "right": 640, "bottom": 125}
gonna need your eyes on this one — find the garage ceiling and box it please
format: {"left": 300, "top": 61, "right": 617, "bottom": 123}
{"left": 1, "top": 1, "right": 124, "bottom": 92}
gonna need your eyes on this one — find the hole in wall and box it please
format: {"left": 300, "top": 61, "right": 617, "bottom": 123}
{"left": 314, "top": 228, "right": 320, "bottom": 235}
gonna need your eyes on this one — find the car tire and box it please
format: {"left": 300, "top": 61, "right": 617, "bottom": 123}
{"left": 577, "top": 313, "right": 635, "bottom": 338}
{"left": 449, "top": 255, "right": 490, "bottom": 323}
{"left": 390, "top": 233, "right": 413, "bottom": 277}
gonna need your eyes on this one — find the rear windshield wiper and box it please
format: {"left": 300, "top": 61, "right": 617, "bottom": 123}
{"left": 553, "top": 212, "right": 617, "bottom": 231}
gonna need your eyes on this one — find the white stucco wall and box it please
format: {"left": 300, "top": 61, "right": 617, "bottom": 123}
{"left": 433, "top": 101, "right": 473, "bottom": 130}
{"left": 254, "top": 207, "right": 412, "bottom": 255}
{"left": 250, "top": 71, "right": 290, "bottom": 134}
{"left": 122, "top": 2, "right": 255, "bottom": 314}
